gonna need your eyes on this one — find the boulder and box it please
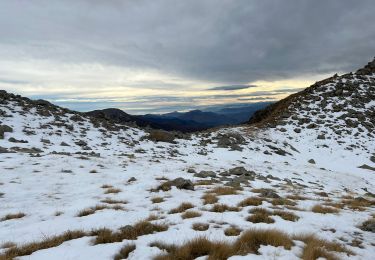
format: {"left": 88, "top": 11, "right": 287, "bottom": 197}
{"left": 194, "top": 170, "right": 216, "bottom": 178}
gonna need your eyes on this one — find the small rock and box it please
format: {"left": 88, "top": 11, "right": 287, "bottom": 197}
{"left": 308, "top": 159, "right": 316, "bottom": 164}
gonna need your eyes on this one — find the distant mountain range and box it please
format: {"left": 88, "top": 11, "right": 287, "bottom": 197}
{"left": 86, "top": 102, "right": 272, "bottom": 132}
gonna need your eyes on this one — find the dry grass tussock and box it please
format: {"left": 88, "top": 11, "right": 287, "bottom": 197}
{"left": 169, "top": 202, "right": 194, "bottom": 214}
{"left": 210, "top": 204, "right": 240, "bottom": 213}
{"left": 295, "top": 234, "right": 353, "bottom": 260}
{"left": 201, "top": 193, "right": 218, "bottom": 205}
{"left": 237, "top": 197, "right": 263, "bottom": 207}
{"left": 0, "top": 230, "right": 87, "bottom": 260}
{"left": 76, "top": 204, "right": 124, "bottom": 217}
{"left": 247, "top": 207, "right": 299, "bottom": 223}
{"left": 192, "top": 223, "right": 209, "bottom": 231}
{"left": 311, "top": 205, "right": 339, "bottom": 214}
{"left": 94, "top": 220, "right": 168, "bottom": 244}
{"left": 113, "top": 244, "right": 136, "bottom": 260}
{"left": 224, "top": 226, "right": 242, "bottom": 236}
{"left": 104, "top": 188, "right": 122, "bottom": 194}
{"left": 181, "top": 210, "right": 202, "bottom": 219}
{"left": 151, "top": 197, "right": 165, "bottom": 203}
{"left": 153, "top": 229, "right": 293, "bottom": 260}
{"left": 1, "top": 212, "right": 26, "bottom": 221}
{"left": 100, "top": 198, "right": 128, "bottom": 204}
{"left": 0, "top": 220, "right": 168, "bottom": 259}
{"left": 209, "top": 186, "right": 242, "bottom": 196}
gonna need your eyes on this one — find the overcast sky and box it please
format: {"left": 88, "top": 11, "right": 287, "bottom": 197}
{"left": 0, "top": 0, "right": 374, "bottom": 113}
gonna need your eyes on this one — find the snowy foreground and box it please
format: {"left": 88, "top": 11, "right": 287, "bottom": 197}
{"left": 0, "top": 94, "right": 375, "bottom": 260}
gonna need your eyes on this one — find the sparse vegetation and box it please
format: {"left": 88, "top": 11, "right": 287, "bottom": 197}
{"left": 169, "top": 202, "right": 194, "bottom": 214}
{"left": 237, "top": 197, "right": 263, "bottom": 207}
{"left": 247, "top": 210, "right": 275, "bottom": 224}
{"left": 101, "top": 198, "right": 128, "bottom": 204}
{"left": 76, "top": 204, "right": 124, "bottom": 217}
{"left": 271, "top": 198, "right": 297, "bottom": 206}
{"left": 224, "top": 226, "right": 242, "bottom": 236}
{"left": 94, "top": 220, "right": 168, "bottom": 244}
{"left": 153, "top": 229, "right": 293, "bottom": 260}
{"left": 192, "top": 223, "right": 209, "bottom": 231}
{"left": 151, "top": 197, "right": 164, "bottom": 203}
{"left": 360, "top": 217, "right": 375, "bottom": 232}
{"left": 113, "top": 244, "right": 136, "bottom": 260}
{"left": 295, "top": 234, "right": 353, "bottom": 260}
{"left": 210, "top": 204, "right": 240, "bottom": 212}
{"left": 181, "top": 210, "right": 202, "bottom": 219}
{"left": 273, "top": 210, "right": 299, "bottom": 222}
{"left": 201, "top": 193, "right": 218, "bottom": 204}
{"left": 210, "top": 186, "right": 241, "bottom": 196}
{"left": 1, "top": 212, "right": 26, "bottom": 221}
{"left": 311, "top": 205, "right": 339, "bottom": 214}
{"left": 104, "top": 188, "right": 122, "bottom": 194}
{"left": 1, "top": 230, "right": 87, "bottom": 259}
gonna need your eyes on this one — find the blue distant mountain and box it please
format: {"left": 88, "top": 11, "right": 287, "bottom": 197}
{"left": 86, "top": 102, "right": 272, "bottom": 132}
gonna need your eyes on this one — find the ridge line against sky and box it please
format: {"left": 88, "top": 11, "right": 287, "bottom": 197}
{"left": 0, "top": 0, "right": 374, "bottom": 114}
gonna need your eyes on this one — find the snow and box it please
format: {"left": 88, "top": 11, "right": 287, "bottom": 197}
{"left": 1, "top": 76, "right": 375, "bottom": 259}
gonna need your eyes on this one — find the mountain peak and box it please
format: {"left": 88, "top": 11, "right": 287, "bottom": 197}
{"left": 356, "top": 57, "right": 375, "bottom": 75}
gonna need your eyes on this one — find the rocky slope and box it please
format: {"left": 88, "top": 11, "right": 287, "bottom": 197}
{"left": 0, "top": 60, "right": 374, "bottom": 259}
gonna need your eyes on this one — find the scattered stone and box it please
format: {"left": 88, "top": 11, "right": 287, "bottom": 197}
{"left": 308, "top": 159, "right": 316, "bottom": 164}
{"left": 0, "top": 125, "right": 13, "bottom": 139}
{"left": 260, "top": 189, "right": 280, "bottom": 198}
{"left": 157, "top": 178, "right": 194, "bottom": 191}
{"left": 75, "top": 140, "right": 87, "bottom": 146}
{"left": 194, "top": 171, "right": 216, "bottom": 178}
{"left": 358, "top": 164, "right": 375, "bottom": 171}
{"left": 128, "top": 177, "right": 137, "bottom": 182}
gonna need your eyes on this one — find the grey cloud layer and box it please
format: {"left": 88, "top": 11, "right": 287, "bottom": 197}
{"left": 1, "top": 0, "right": 374, "bottom": 85}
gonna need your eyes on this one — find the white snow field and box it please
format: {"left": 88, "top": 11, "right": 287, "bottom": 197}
{"left": 0, "top": 64, "right": 374, "bottom": 259}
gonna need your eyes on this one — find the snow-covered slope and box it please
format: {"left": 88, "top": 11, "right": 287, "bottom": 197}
{"left": 0, "top": 60, "right": 374, "bottom": 259}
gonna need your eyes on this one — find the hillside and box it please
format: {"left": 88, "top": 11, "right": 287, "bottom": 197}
{"left": 0, "top": 60, "right": 375, "bottom": 259}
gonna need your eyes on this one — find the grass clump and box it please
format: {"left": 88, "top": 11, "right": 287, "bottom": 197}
{"left": 169, "top": 202, "right": 194, "bottom": 214}
{"left": 113, "top": 244, "right": 136, "bottom": 260}
{"left": 151, "top": 197, "right": 165, "bottom": 204}
{"left": 273, "top": 210, "right": 299, "bottom": 222}
{"left": 181, "top": 210, "right": 202, "bottom": 219}
{"left": 104, "top": 188, "right": 122, "bottom": 194}
{"left": 201, "top": 193, "right": 218, "bottom": 205}
{"left": 341, "top": 197, "right": 375, "bottom": 211}
{"left": 76, "top": 204, "right": 123, "bottom": 217}
{"left": 1, "top": 230, "right": 87, "bottom": 259}
{"left": 237, "top": 197, "right": 263, "bottom": 207}
{"left": 360, "top": 217, "right": 375, "bottom": 232}
{"left": 192, "top": 223, "right": 209, "bottom": 231}
{"left": 247, "top": 212, "right": 275, "bottom": 224}
{"left": 210, "top": 186, "right": 242, "bottom": 196}
{"left": 210, "top": 204, "right": 240, "bottom": 213}
{"left": 271, "top": 198, "right": 297, "bottom": 206}
{"left": 1, "top": 213, "right": 26, "bottom": 221}
{"left": 247, "top": 208, "right": 299, "bottom": 223}
{"left": 311, "top": 205, "right": 339, "bottom": 214}
{"left": 224, "top": 226, "right": 242, "bottom": 236}
{"left": 94, "top": 220, "right": 168, "bottom": 244}
{"left": 153, "top": 229, "right": 293, "bottom": 260}
{"left": 296, "top": 234, "right": 353, "bottom": 260}
{"left": 101, "top": 198, "right": 128, "bottom": 204}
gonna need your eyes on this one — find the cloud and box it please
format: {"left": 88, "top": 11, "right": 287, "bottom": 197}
{"left": 0, "top": 0, "right": 374, "bottom": 112}
{"left": 208, "top": 85, "right": 257, "bottom": 91}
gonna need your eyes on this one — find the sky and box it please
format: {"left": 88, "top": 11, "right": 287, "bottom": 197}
{"left": 0, "top": 0, "right": 374, "bottom": 114}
